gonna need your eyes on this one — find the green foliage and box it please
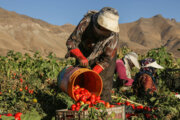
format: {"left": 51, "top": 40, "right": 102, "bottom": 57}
{"left": 0, "top": 50, "right": 75, "bottom": 119}
{"left": 145, "top": 47, "right": 180, "bottom": 90}
{"left": 0, "top": 47, "right": 179, "bottom": 120}
{"left": 114, "top": 46, "right": 180, "bottom": 120}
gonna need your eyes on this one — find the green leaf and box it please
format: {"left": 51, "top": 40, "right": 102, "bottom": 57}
{"left": 1, "top": 115, "right": 14, "bottom": 120}
{"left": 21, "top": 111, "right": 42, "bottom": 120}
{"left": 130, "top": 96, "right": 136, "bottom": 101}
{"left": 154, "top": 100, "right": 159, "bottom": 106}
{"left": 150, "top": 97, "right": 156, "bottom": 102}
{"left": 78, "top": 104, "right": 89, "bottom": 114}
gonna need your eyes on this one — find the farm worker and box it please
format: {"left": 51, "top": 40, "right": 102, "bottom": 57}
{"left": 133, "top": 58, "right": 164, "bottom": 96}
{"left": 115, "top": 52, "right": 140, "bottom": 90}
{"left": 65, "top": 7, "right": 119, "bottom": 102}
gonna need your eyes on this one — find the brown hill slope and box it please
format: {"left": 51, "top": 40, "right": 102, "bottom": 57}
{"left": 0, "top": 8, "right": 179, "bottom": 58}
{"left": 119, "top": 14, "right": 180, "bottom": 57}
{"left": 0, "top": 8, "right": 75, "bottom": 57}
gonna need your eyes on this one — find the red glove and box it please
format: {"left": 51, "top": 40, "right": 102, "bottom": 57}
{"left": 93, "top": 64, "right": 103, "bottom": 74}
{"left": 70, "top": 48, "right": 88, "bottom": 67}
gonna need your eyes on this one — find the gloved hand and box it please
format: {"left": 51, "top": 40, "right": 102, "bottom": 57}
{"left": 70, "top": 48, "right": 89, "bottom": 67}
{"left": 93, "top": 64, "right": 103, "bottom": 74}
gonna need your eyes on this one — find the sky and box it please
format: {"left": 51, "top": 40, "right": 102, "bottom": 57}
{"left": 0, "top": 0, "right": 180, "bottom": 26}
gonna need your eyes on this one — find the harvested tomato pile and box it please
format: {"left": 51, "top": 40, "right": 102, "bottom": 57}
{"left": 116, "top": 101, "right": 158, "bottom": 119}
{"left": 69, "top": 85, "right": 158, "bottom": 119}
{"left": 69, "top": 85, "right": 115, "bottom": 111}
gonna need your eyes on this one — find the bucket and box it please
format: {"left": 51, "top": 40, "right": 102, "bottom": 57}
{"left": 57, "top": 66, "right": 103, "bottom": 101}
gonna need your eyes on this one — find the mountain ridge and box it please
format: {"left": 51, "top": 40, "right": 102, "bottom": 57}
{"left": 0, "top": 7, "right": 179, "bottom": 58}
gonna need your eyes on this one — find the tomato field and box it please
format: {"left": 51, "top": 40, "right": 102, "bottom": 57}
{"left": 0, "top": 47, "right": 179, "bottom": 120}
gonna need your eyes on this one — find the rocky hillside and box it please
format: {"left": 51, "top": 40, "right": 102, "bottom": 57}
{"left": 119, "top": 14, "right": 180, "bottom": 57}
{"left": 0, "top": 8, "right": 75, "bottom": 58}
{"left": 0, "top": 8, "right": 179, "bottom": 58}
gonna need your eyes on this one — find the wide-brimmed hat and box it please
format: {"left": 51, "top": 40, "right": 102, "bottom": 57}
{"left": 144, "top": 61, "right": 164, "bottom": 69}
{"left": 97, "top": 7, "right": 119, "bottom": 33}
{"left": 125, "top": 52, "right": 140, "bottom": 69}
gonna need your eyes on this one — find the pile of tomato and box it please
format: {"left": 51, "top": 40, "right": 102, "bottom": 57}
{"left": 70, "top": 85, "right": 158, "bottom": 119}
{"left": 116, "top": 101, "right": 157, "bottom": 119}
{"left": 70, "top": 85, "right": 115, "bottom": 111}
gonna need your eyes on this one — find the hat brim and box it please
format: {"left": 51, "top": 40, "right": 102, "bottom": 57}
{"left": 145, "top": 61, "right": 164, "bottom": 69}
{"left": 128, "top": 55, "right": 140, "bottom": 69}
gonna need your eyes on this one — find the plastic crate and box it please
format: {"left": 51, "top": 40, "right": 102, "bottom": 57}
{"left": 56, "top": 105, "right": 125, "bottom": 120}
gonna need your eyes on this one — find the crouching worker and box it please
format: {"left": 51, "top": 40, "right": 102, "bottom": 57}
{"left": 65, "top": 7, "right": 120, "bottom": 102}
{"left": 115, "top": 52, "right": 140, "bottom": 90}
{"left": 133, "top": 58, "right": 164, "bottom": 96}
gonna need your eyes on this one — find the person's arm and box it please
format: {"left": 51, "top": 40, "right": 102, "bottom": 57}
{"left": 65, "top": 15, "right": 90, "bottom": 67}
{"left": 93, "top": 34, "right": 119, "bottom": 74}
{"left": 116, "top": 60, "right": 134, "bottom": 86}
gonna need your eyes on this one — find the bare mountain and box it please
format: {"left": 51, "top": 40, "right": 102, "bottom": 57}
{"left": 0, "top": 8, "right": 75, "bottom": 58}
{"left": 119, "top": 14, "right": 180, "bottom": 57}
{"left": 0, "top": 8, "right": 179, "bottom": 58}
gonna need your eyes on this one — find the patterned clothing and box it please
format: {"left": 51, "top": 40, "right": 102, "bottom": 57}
{"left": 66, "top": 11, "right": 119, "bottom": 69}
{"left": 133, "top": 58, "right": 157, "bottom": 96}
{"left": 133, "top": 72, "right": 157, "bottom": 96}
{"left": 65, "top": 11, "right": 119, "bottom": 102}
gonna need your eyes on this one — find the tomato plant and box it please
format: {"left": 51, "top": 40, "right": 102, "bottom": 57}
{"left": 0, "top": 47, "right": 179, "bottom": 120}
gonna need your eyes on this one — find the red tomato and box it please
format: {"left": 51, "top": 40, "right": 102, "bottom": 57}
{"left": 136, "top": 105, "right": 143, "bottom": 110}
{"left": 84, "top": 89, "right": 89, "bottom": 94}
{"left": 80, "top": 90, "right": 85, "bottom": 94}
{"left": 147, "top": 107, "right": 152, "bottom": 111}
{"left": 131, "top": 104, "right": 135, "bottom": 109}
{"left": 110, "top": 105, "right": 115, "bottom": 108}
{"left": 25, "top": 86, "right": 28, "bottom": 90}
{"left": 85, "top": 101, "right": 91, "bottom": 105}
{"left": 71, "top": 104, "right": 76, "bottom": 111}
{"left": 125, "top": 101, "right": 131, "bottom": 106}
{"left": 143, "top": 106, "right": 148, "bottom": 111}
{"left": 79, "top": 88, "right": 85, "bottom": 91}
{"left": 15, "top": 112, "right": 22, "bottom": 117}
{"left": 80, "top": 95, "right": 87, "bottom": 102}
{"left": 19, "top": 88, "right": 23, "bottom": 91}
{"left": 74, "top": 85, "right": 80, "bottom": 90}
{"left": 6, "top": 113, "right": 13, "bottom": 116}
{"left": 145, "top": 114, "right": 151, "bottom": 118}
{"left": 91, "top": 94, "right": 96, "bottom": 99}
{"left": 19, "top": 78, "right": 23, "bottom": 83}
{"left": 76, "top": 106, "right": 80, "bottom": 111}
{"left": 74, "top": 90, "right": 80, "bottom": 95}
{"left": 75, "top": 94, "right": 80, "bottom": 101}
{"left": 126, "top": 113, "right": 131, "bottom": 118}
{"left": 139, "top": 105, "right": 144, "bottom": 109}
{"left": 86, "top": 94, "right": 91, "bottom": 100}
{"left": 98, "top": 100, "right": 105, "bottom": 105}
{"left": 90, "top": 97, "right": 96, "bottom": 104}
{"left": 105, "top": 102, "right": 110, "bottom": 108}
{"left": 29, "top": 90, "right": 33, "bottom": 94}
{"left": 76, "top": 102, "right": 80, "bottom": 107}
{"left": 116, "top": 102, "right": 121, "bottom": 105}
{"left": 111, "top": 90, "right": 115, "bottom": 94}
{"left": 95, "top": 96, "right": 101, "bottom": 101}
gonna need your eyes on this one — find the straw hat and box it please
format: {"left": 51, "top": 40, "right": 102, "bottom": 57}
{"left": 97, "top": 7, "right": 119, "bottom": 33}
{"left": 125, "top": 52, "right": 140, "bottom": 69}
